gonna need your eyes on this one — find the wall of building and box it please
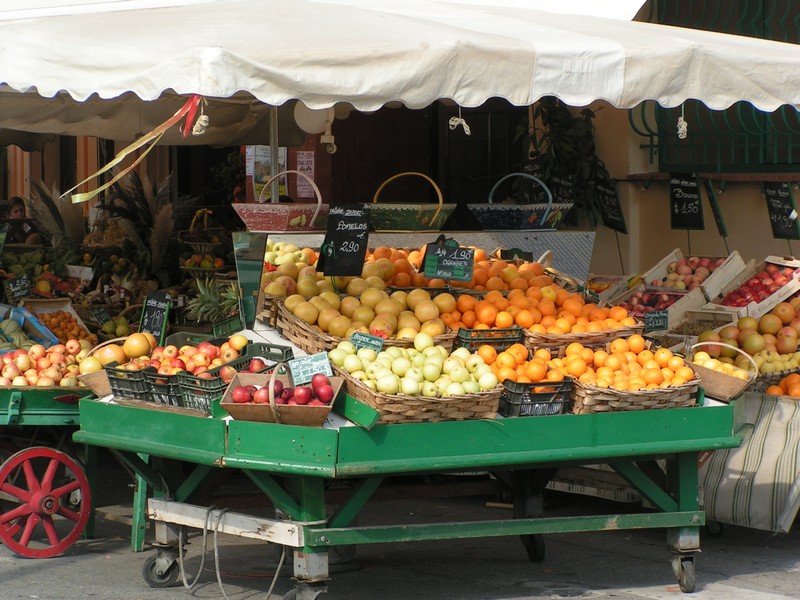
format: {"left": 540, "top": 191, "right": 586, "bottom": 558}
{"left": 589, "top": 100, "right": 800, "bottom": 277}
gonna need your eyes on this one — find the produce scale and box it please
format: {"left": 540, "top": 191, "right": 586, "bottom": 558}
{"left": 73, "top": 391, "right": 742, "bottom": 599}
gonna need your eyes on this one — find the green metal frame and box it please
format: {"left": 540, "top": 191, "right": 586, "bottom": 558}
{"left": 74, "top": 397, "right": 742, "bottom": 569}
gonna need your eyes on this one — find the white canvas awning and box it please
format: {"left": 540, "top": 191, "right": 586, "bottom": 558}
{"left": 0, "top": 0, "right": 798, "bottom": 144}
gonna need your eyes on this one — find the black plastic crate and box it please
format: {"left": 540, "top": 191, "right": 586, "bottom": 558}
{"left": 456, "top": 327, "right": 524, "bottom": 353}
{"left": 177, "top": 343, "right": 292, "bottom": 413}
{"left": 104, "top": 363, "right": 149, "bottom": 401}
{"left": 142, "top": 368, "right": 182, "bottom": 407}
{"left": 499, "top": 377, "right": 573, "bottom": 417}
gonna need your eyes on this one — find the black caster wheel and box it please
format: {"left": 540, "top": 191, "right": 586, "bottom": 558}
{"left": 704, "top": 520, "right": 725, "bottom": 537}
{"left": 672, "top": 556, "right": 696, "bottom": 593}
{"left": 142, "top": 554, "right": 180, "bottom": 588}
{"left": 520, "top": 533, "right": 545, "bottom": 562}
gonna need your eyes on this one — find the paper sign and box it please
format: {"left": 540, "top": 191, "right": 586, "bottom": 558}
{"left": 288, "top": 352, "right": 333, "bottom": 385}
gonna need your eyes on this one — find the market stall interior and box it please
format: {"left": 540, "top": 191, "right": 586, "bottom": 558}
{"left": 3, "top": 1, "right": 800, "bottom": 599}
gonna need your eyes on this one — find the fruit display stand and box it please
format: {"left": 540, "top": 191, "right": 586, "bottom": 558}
{"left": 73, "top": 393, "right": 742, "bottom": 597}
{"left": 0, "top": 386, "right": 96, "bottom": 558}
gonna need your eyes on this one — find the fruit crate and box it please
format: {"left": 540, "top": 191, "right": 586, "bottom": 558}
{"left": 178, "top": 342, "right": 294, "bottom": 414}
{"left": 104, "top": 362, "right": 149, "bottom": 401}
{"left": 212, "top": 313, "right": 244, "bottom": 337}
{"left": 499, "top": 378, "right": 574, "bottom": 417}
{"left": 142, "top": 369, "right": 182, "bottom": 407}
{"left": 455, "top": 327, "right": 524, "bottom": 353}
{"left": 639, "top": 249, "right": 745, "bottom": 301}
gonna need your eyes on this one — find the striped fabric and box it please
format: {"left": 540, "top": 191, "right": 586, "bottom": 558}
{"left": 701, "top": 393, "right": 800, "bottom": 532}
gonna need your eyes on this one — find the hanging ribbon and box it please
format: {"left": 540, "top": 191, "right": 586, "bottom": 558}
{"left": 63, "top": 95, "right": 204, "bottom": 204}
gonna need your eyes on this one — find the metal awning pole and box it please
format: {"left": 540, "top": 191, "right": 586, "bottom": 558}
{"left": 270, "top": 105, "right": 280, "bottom": 203}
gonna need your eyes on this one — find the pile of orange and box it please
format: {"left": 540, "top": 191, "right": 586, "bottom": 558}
{"left": 765, "top": 373, "right": 800, "bottom": 397}
{"left": 440, "top": 288, "right": 637, "bottom": 335}
{"left": 36, "top": 310, "right": 98, "bottom": 344}
{"left": 476, "top": 335, "right": 696, "bottom": 392}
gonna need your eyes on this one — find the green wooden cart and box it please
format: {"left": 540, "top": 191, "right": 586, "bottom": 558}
{"left": 73, "top": 395, "right": 742, "bottom": 599}
{"left": 0, "top": 387, "right": 94, "bottom": 558}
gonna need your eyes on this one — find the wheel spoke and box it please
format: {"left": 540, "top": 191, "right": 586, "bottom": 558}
{"left": 41, "top": 458, "right": 60, "bottom": 492}
{"left": 19, "top": 513, "right": 40, "bottom": 546}
{"left": 50, "top": 479, "right": 81, "bottom": 500}
{"left": 40, "top": 515, "right": 61, "bottom": 546}
{"left": 1, "top": 503, "right": 32, "bottom": 525}
{"left": 56, "top": 505, "right": 81, "bottom": 524}
{"left": 0, "top": 481, "right": 32, "bottom": 503}
{"left": 22, "top": 460, "right": 41, "bottom": 494}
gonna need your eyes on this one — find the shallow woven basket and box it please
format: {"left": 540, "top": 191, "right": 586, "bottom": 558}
{"left": 570, "top": 378, "right": 700, "bottom": 413}
{"left": 750, "top": 367, "right": 800, "bottom": 393}
{"left": 688, "top": 342, "right": 756, "bottom": 402}
{"left": 523, "top": 322, "right": 645, "bottom": 350}
{"left": 334, "top": 366, "right": 501, "bottom": 424}
{"left": 369, "top": 172, "right": 456, "bottom": 232}
{"left": 275, "top": 301, "right": 456, "bottom": 355}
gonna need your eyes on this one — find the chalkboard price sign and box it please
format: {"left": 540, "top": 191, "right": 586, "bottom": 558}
{"left": 89, "top": 307, "right": 111, "bottom": 326}
{"left": 763, "top": 181, "right": 800, "bottom": 240}
{"left": 317, "top": 205, "right": 370, "bottom": 277}
{"left": 669, "top": 173, "right": 704, "bottom": 230}
{"left": 288, "top": 352, "right": 333, "bottom": 385}
{"left": 644, "top": 310, "right": 669, "bottom": 332}
{"left": 139, "top": 290, "right": 171, "bottom": 345}
{"left": 498, "top": 247, "right": 534, "bottom": 262}
{"left": 702, "top": 179, "right": 728, "bottom": 238}
{"left": 596, "top": 177, "right": 627, "bottom": 234}
{"left": 3, "top": 274, "right": 31, "bottom": 304}
{"left": 422, "top": 238, "right": 474, "bottom": 282}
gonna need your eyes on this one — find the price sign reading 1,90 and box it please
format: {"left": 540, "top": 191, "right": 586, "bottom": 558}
{"left": 669, "top": 173, "right": 704, "bottom": 231}
{"left": 423, "top": 240, "right": 474, "bottom": 282}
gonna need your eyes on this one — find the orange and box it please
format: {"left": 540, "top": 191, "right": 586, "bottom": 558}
{"left": 538, "top": 299, "right": 556, "bottom": 317}
{"left": 461, "top": 310, "right": 477, "bottom": 329}
{"left": 428, "top": 278, "right": 447, "bottom": 288}
{"left": 545, "top": 369, "right": 565, "bottom": 382}
{"left": 605, "top": 354, "right": 622, "bottom": 372}
{"left": 484, "top": 290, "right": 505, "bottom": 305}
{"left": 456, "top": 294, "right": 477, "bottom": 313}
{"left": 493, "top": 297, "right": 510, "bottom": 311}
{"left": 472, "top": 268, "right": 489, "bottom": 287}
{"left": 667, "top": 355, "right": 685, "bottom": 372}
{"left": 608, "top": 305, "right": 628, "bottom": 322}
{"left": 579, "top": 347, "right": 595, "bottom": 365}
{"left": 609, "top": 337, "right": 629, "bottom": 354}
{"left": 654, "top": 348, "right": 674, "bottom": 368}
{"left": 525, "top": 361, "right": 548, "bottom": 382}
{"left": 476, "top": 344, "right": 498, "bottom": 365}
{"left": 562, "top": 298, "right": 584, "bottom": 317}
{"left": 636, "top": 349, "right": 655, "bottom": 366}
{"left": 565, "top": 342, "right": 584, "bottom": 356}
{"left": 509, "top": 277, "right": 529, "bottom": 291}
{"left": 496, "top": 366, "right": 518, "bottom": 383}
{"left": 514, "top": 309, "right": 535, "bottom": 329}
{"left": 533, "top": 348, "right": 552, "bottom": 362}
{"left": 495, "top": 351, "right": 518, "bottom": 370}
{"left": 781, "top": 373, "right": 800, "bottom": 392}
{"left": 393, "top": 272, "right": 411, "bottom": 287}
{"left": 494, "top": 310, "right": 514, "bottom": 329}
{"left": 476, "top": 304, "right": 498, "bottom": 327}
{"left": 372, "top": 246, "right": 392, "bottom": 260}
{"left": 787, "top": 383, "right": 800, "bottom": 397}
{"left": 486, "top": 277, "right": 506, "bottom": 291}
{"left": 642, "top": 368, "right": 664, "bottom": 386}
{"left": 566, "top": 358, "right": 587, "bottom": 378}
{"left": 766, "top": 385, "right": 786, "bottom": 396}
{"left": 507, "top": 343, "right": 528, "bottom": 364}
{"left": 393, "top": 258, "right": 413, "bottom": 275}
{"left": 411, "top": 272, "right": 428, "bottom": 287}
{"left": 473, "top": 247, "right": 488, "bottom": 262}
{"left": 593, "top": 349, "right": 609, "bottom": 367}
{"left": 627, "top": 334, "right": 646, "bottom": 354}
{"left": 674, "top": 366, "right": 695, "bottom": 381}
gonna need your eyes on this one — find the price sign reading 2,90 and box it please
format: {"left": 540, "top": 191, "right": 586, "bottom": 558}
{"left": 339, "top": 240, "right": 361, "bottom": 254}
{"left": 318, "top": 205, "right": 371, "bottom": 277}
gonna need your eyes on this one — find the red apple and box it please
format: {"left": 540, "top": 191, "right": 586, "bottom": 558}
{"left": 231, "top": 385, "right": 252, "bottom": 404}
{"left": 308, "top": 399, "right": 327, "bottom": 406}
{"left": 170, "top": 358, "right": 186, "bottom": 371}
{"left": 221, "top": 347, "right": 239, "bottom": 363}
{"left": 252, "top": 386, "right": 271, "bottom": 404}
{"left": 270, "top": 379, "right": 284, "bottom": 397}
{"left": 248, "top": 358, "right": 267, "bottom": 373}
{"left": 218, "top": 366, "right": 237, "bottom": 383}
{"left": 197, "top": 342, "right": 219, "bottom": 359}
{"left": 196, "top": 371, "right": 214, "bottom": 379}
{"left": 65, "top": 339, "right": 82, "bottom": 356}
{"left": 316, "top": 384, "right": 334, "bottom": 404}
{"left": 311, "top": 373, "right": 330, "bottom": 391}
{"left": 162, "top": 345, "right": 178, "bottom": 359}
{"left": 293, "top": 386, "right": 312, "bottom": 405}
{"left": 1, "top": 363, "right": 20, "bottom": 379}
{"left": 36, "top": 357, "right": 51, "bottom": 371}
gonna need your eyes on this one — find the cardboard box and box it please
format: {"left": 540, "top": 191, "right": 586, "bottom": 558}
{"left": 703, "top": 255, "right": 800, "bottom": 319}
{"left": 0, "top": 303, "right": 59, "bottom": 347}
{"left": 23, "top": 298, "right": 89, "bottom": 333}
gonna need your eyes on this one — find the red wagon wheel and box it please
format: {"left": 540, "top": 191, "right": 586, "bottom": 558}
{"left": 0, "top": 446, "right": 91, "bottom": 558}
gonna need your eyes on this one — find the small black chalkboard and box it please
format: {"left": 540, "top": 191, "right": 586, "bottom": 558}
{"left": 549, "top": 175, "right": 574, "bottom": 205}
{"left": 702, "top": 179, "right": 728, "bottom": 238}
{"left": 763, "top": 181, "right": 800, "bottom": 240}
{"left": 597, "top": 177, "right": 627, "bottom": 234}
{"left": 89, "top": 307, "right": 111, "bottom": 326}
{"left": 521, "top": 156, "right": 549, "bottom": 204}
{"left": 498, "top": 247, "right": 534, "bottom": 262}
{"left": 422, "top": 237, "right": 474, "bottom": 282}
{"left": 644, "top": 310, "right": 669, "bottom": 332}
{"left": 3, "top": 274, "right": 31, "bottom": 304}
{"left": 318, "top": 205, "right": 370, "bottom": 277}
{"left": 139, "top": 290, "right": 171, "bottom": 345}
{"left": 669, "top": 173, "right": 704, "bottom": 230}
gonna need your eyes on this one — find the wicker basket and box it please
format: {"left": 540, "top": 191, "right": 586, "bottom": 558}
{"left": 571, "top": 378, "right": 700, "bottom": 413}
{"left": 334, "top": 366, "right": 501, "bottom": 425}
{"left": 467, "top": 173, "right": 572, "bottom": 231}
{"left": 234, "top": 170, "right": 329, "bottom": 232}
{"left": 750, "top": 367, "right": 800, "bottom": 393}
{"left": 275, "top": 301, "right": 456, "bottom": 356}
{"left": 688, "top": 342, "right": 756, "bottom": 402}
{"left": 369, "top": 172, "right": 456, "bottom": 232}
{"left": 523, "top": 322, "right": 645, "bottom": 350}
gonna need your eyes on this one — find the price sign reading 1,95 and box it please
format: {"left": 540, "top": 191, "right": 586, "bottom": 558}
{"left": 422, "top": 241, "right": 474, "bottom": 282}
{"left": 318, "top": 205, "right": 370, "bottom": 277}
{"left": 763, "top": 181, "right": 800, "bottom": 240}
{"left": 669, "top": 173, "right": 704, "bottom": 231}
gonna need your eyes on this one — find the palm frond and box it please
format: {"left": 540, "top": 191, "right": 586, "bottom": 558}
{"left": 149, "top": 204, "right": 173, "bottom": 273}
{"left": 28, "top": 181, "right": 67, "bottom": 242}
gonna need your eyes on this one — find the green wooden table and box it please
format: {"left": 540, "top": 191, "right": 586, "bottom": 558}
{"left": 74, "top": 396, "right": 743, "bottom": 599}
{"left": 0, "top": 387, "right": 95, "bottom": 558}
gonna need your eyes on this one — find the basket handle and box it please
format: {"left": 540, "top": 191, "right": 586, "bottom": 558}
{"left": 88, "top": 336, "right": 129, "bottom": 357}
{"left": 537, "top": 250, "right": 554, "bottom": 267}
{"left": 258, "top": 170, "right": 324, "bottom": 228}
{"left": 267, "top": 362, "right": 291, "bottom": 424}
{"left": 372, "top": 172, "right": 444, "bottom": 225}
{"left": 487, "top": 173, "right": 554, "bottom": 227}
{"left": 690, "top": 341, "right": 758, "bottom": 380}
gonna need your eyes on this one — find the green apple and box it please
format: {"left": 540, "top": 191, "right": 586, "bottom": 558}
{"left": 449, "top": 365, "right": 470, "bottom": 384}
{"left": 478, "top": 372, "right": 499, "bottom": 391}
{"left": 445, "top": 382, "right": 465, "bottom": 396}
{"left": 422, "top": 362, "right": 442, "bottom": 382}
{"left": 420, "top": 381, "right": 439, "bottom": 398}
{"left": 450, "top": 347, "right": 471, "bottom": 362}
{"left": 337, "top": 340, "right": 356, "bottom": 354}
{"left": 342, "top": 354, "right": 364, "bottom": 374}
{"left": 404, "top": 367, "right": 424, "bottom": 382}
{"left": 400, "top": 377, "right": 420, "bottom": 396}
{"left": 391, "top": 357, "right": 411, "bottom": 377}
{"left": 462, "top": 380, "right": 480, "bottom": 394}
{"left": 376, "top": 374, "right": 400, "bottom": 394}
{"left": 357, "top": 347, "right": 377, "bottom": 363}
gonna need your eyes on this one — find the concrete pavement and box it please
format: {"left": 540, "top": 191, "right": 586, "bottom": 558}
{"left": 2, "top": 473, "right": 800, "bottom": 600}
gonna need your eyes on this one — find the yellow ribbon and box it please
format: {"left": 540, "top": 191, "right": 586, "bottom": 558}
{"left": 63, "top": 95, "right": 203, "bottom": 204}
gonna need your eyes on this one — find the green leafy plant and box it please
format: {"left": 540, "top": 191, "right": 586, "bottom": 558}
{"left": 185, "top": 277, "right": 241, "bottom": 324}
